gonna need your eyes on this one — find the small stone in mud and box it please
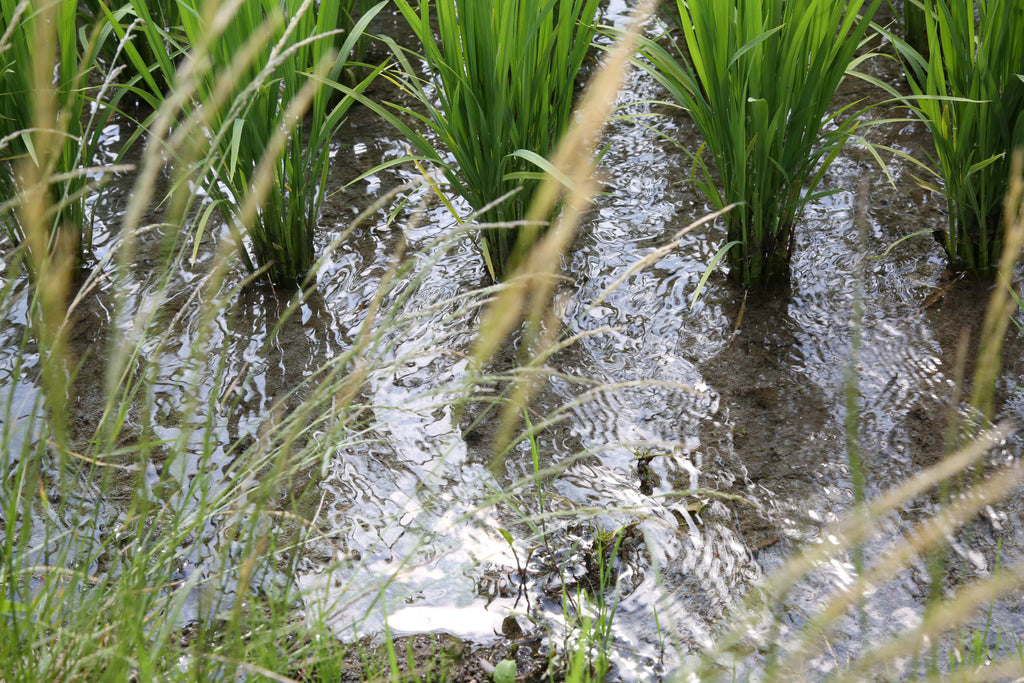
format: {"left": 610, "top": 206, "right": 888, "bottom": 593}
{"left": 635, "top": 448, "right": 659, "bottom": 496}
{"left": 501, "top": 614, "right": 524, "bottom": 640}
{"left": 439, "top": 634, "right": 466, "bottom": 661}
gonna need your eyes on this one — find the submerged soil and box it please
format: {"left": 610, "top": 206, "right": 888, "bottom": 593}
{"left": 5, "top": 2, "right": 1024, "bottom": 680}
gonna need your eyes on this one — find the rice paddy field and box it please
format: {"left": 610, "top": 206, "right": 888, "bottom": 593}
{"left": 2, "top": 0, "right": 1024, "bottom": 680}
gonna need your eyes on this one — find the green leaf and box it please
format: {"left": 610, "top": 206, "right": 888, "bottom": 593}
{"left": 20, "top": 131, "right": 38, "bottom": 167}
{"left": 967, "top": 153, "right": 1005, "bottom": 177}
{"left": 190, "top": 200, "right": 226, "bottom": 265}
{"left": 229, "top": 119, "right": 245, "bottom": 179}
{"left": 871, "top": 228, "right": 934, "bottom": 260}
{"left": 728, "top": 25, "right": 783, "bottom": 69}
{"left": 690, "top": 240, "right": 740, "bottom": 310}
{"left": 493, "top": 659, "right": 517, "bottom": 683}
{"left": 507, "top": 149, "right": 575, "bottom": 191}
{"left": 0, "top": 599, "right": 25, "bottom": 613}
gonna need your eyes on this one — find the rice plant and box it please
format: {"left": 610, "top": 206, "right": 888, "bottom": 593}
{"left": 372, "top": 0, "right": 601, "bottom": 280}
{"left": 92, "top": 0, "right": 185, "bottom": 102}
{"left": 903, "top": 0, "right": 929, "bottom": 58}
{"left": 890, "top": 0, "right": 1024, "bottom": 277}
{"left": 636, "top": 0, "right": 883, "bottom": 289}
{"left": 142, "top": 0, "right": 388, "bottom": 288}
{"left": 0, "top": 0, "right": 122, "bottom": 277}
{"left": 334, "top": 0, "right": 380, "bottom": 73}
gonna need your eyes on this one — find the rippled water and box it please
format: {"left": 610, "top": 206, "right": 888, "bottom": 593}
{"left": 4, "top": 2, "right": 1024, "bottom": 679}
{"left": 307, "top": 33, "right": 1024, "bottom": 676}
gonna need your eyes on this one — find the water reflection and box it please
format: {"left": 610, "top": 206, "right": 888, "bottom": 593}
{"left": 4, "top": 15, "right": 1024, "bottom": 679}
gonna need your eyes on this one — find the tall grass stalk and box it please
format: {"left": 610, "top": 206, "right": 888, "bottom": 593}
{"left": 636, "top": 0, "right": 882, "bottom": 289}
{"left": 971, "top": 151, "right": 1024, "bottom": 422}
{"left": 370, "top": 0, "right": 599, "bottom": 280}
{"left": 891, "top": 0, "right": 1024, "bottom": 277}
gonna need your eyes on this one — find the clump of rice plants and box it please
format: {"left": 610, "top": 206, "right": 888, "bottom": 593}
{"left": 891, "top": 0, "right": 1024, "bottom": 277}
{"left": 0, "top": 0, "right": 122, "bottom": 276}
{"left": 636, "top": 0, "right": 882, "bottom": 289}
{"left": 373, "top": 0, "right": 600, "bottom": 280}
{"left": 147, "top": 0, "right": 387, "bottom": 288}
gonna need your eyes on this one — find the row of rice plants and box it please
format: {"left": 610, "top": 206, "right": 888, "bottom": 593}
{"left": 638, "top": 0, "right": 1024, "bottom": 289}
{"left": 82, "top": 0, "right": 601, "bottom": 286}
{"left": 365, "top": 0, "right": 1023, "bottom": 288}
{"left": 359, "top": 0, "right": 1024, "bottom": 288}
{"left": 5, "top": 0, "right": 1020, "bottom": 291}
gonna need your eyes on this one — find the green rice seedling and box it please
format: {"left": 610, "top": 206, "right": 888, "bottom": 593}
{"left": 903, "top": 0, "right": 929, "bottom": 58}
{"left": 0, "top": 0, "right": 126, "bottom": 276}
{"left": 888, "top": 0, "right": 1024, "bottom": 277}
{"left": 636, "top": 0, "right": 883, "bottom": 289}
{"left": 370, "top": 0, "right": 600, "bottom": 280}
{"left": 565, "top": 527, "right": 626, "bottom": 681}
{"left": 155, "top": 0, "right": 388, "bottom": 287}
{"left": 93, "top": 0, "right": 185, "bottom": 102}
{"left": 334, "top": 0, "right": 380, "bottom": 73}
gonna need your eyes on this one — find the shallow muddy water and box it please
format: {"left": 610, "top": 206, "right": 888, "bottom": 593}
{"left": 4, "top": 2, "right": 1024, "bottom": 680}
